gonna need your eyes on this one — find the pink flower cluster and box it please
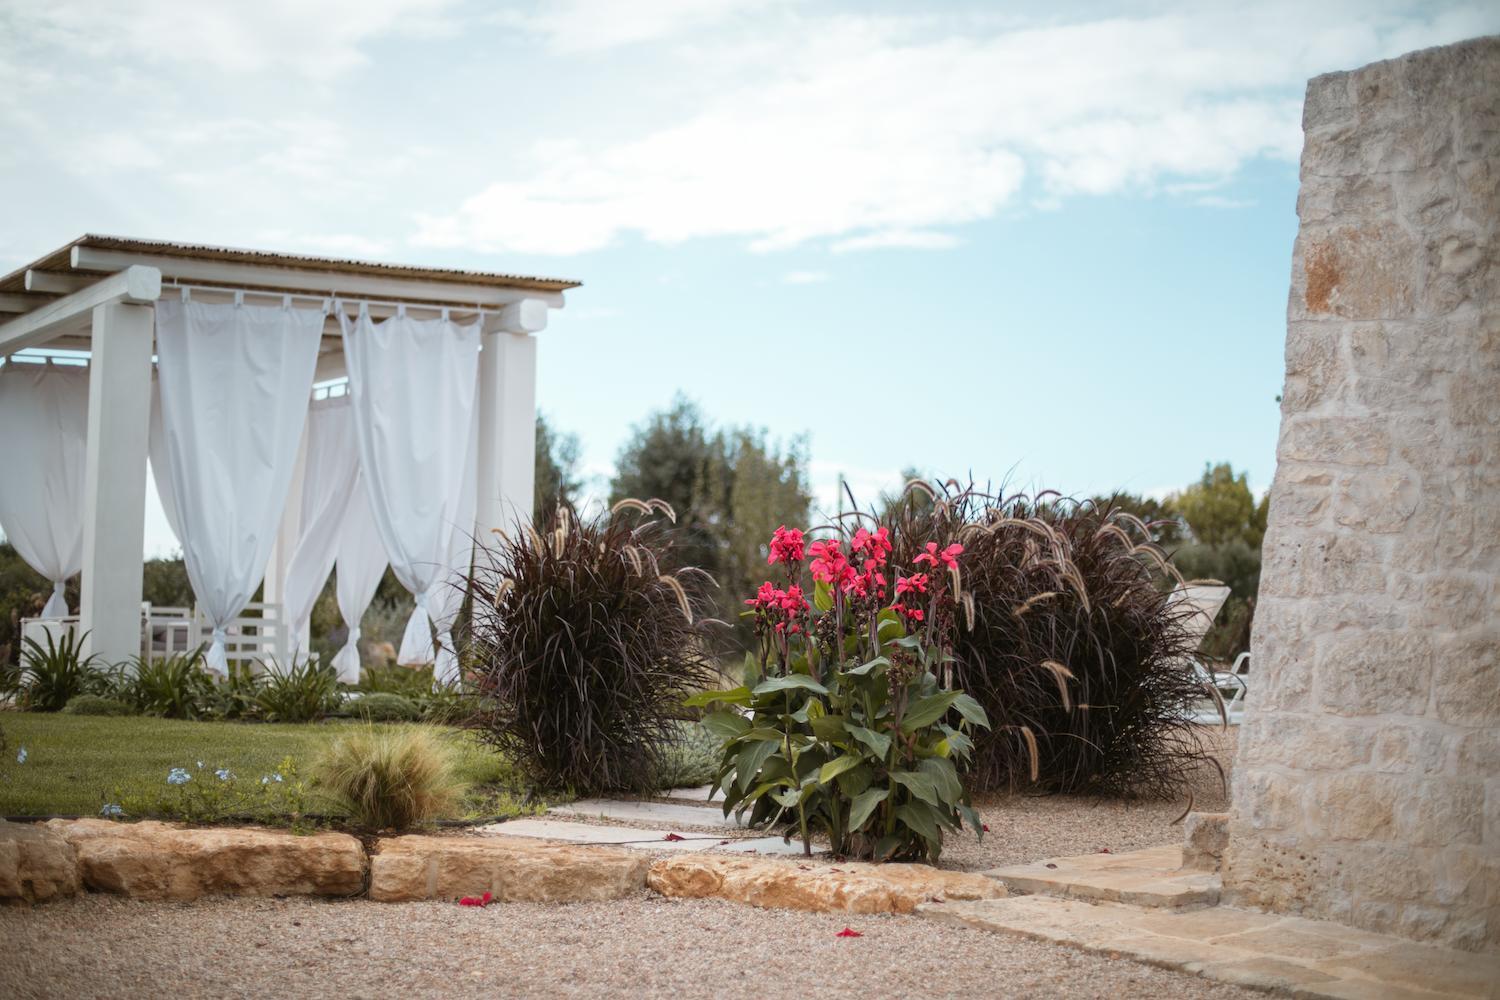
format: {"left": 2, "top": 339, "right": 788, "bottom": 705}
{"left": 768, "top": 525, "right": 806, "bottom": 565}
{"left": 744, "top": 580, "right": 812, "bottom": 634}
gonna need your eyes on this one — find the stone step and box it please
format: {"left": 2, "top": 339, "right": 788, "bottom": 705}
{"left": 917, "top": 894, "right": 1500, "bottom": 1000}
{"left": 660, "top": 784, "right": 724, "bottom": 804}
{"left": 479, "top": 818, "right": 808, "bottom": 856}
{"left": 549, "top": 798, "right": 745, "bottom": 828}
{"left": 983, "top": 844, "right": 1220, "bottom": 909}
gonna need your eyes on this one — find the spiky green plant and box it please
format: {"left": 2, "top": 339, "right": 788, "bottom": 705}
{"left": 255, "top": 655, "right": 340, "bottom": 723}
{"left": 466, "top": 500, "right": 722, "bottom": 795}
{"left": 121, "top": 647, "right": 214, "bottom": 719}
{"left": 310, "top": 726, "right": 465, "bottom": 830}
{"left": 18, "top": 629, "right": 109, "bottom": 711}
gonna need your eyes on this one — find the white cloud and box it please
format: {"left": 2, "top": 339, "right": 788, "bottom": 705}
{"left": 413, "top": 3, "right": 1495, "bottom": 257}
{"left": 495, "top": 0, "right": 787, "bottom": 53}
{"left": 782, "top": 270, "right": 830, "bottom": 284}
{"left": 0, "top": 0, "right": 458, "bottom": 80}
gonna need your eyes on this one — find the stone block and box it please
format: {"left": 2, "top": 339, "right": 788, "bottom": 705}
{"left": 1282, "top": 416, "right": 1391, "bottom": 466}
{"left": 646, "top": 853, "right": 1003, "bottom": 914}
{"left": 1431, "top": 634, "right": 1500, "bottom": 726}
{"left": 46, "top": 819, "right": 365, "bottom": 902}
{"left": 368, "top": 834, "right": 649, "bottom": 903}
{"left": 1305, "top": 774, "right": 1402, "bottom": 842}
{"left": 0, "top": 820, "right": 80, "bottom": 904}
{"left": 1180, "top": 813, "right": 1229, "bottom": 872}
{"left": 1316, "top": 632, "right": 1431, "bottom": 716}
{"left": 1370, "top": 723, "right": 1447, "bottom": 776}
{"left": 1292, "top": 223, "right": 1417, "bottom": 321}
{"left": 1333, "top": 472, "right": 1419, "bottom": 533}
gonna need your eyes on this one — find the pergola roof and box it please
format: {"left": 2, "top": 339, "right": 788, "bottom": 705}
{"left": 0, "top": 234, "right": 578, "bottom": 356}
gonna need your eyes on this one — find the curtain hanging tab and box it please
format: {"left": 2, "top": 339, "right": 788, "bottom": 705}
{"left": 282, "top": 294, "right": 292, "bottom": 309}
{"left": 180, "top": 287, "right": 190, "bottom": 302}
{"left": 233, "top": 290, "right": 245, "bottom": 307}
{"left": 441, "top": 307, "right": 450, "bottom": 322}
{"left": 397, "top": 303, "right": 407, "bottom": 319}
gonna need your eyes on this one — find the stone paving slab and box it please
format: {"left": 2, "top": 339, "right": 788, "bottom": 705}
{"left": 661, "top": 784, "right": 724, "bottom": 804}
{"left": 550, "top": 798, "right": 745, "bottom": 828}
{"left": 984, "top": 843, "right": 1220, "bottom": 908}
{"left": 917, "top": 894, "right": 1500, "bottom": 999}
{"left": 479, "top": 818, "right": 807, "bottom": 856}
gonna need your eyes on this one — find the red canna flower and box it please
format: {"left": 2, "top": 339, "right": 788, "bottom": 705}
{"left": 768, "top": 525, "right": 806, "bottom": 565}
{"left": 895, "top": 573, "right": 928, "bottom": 596}
{"left": 913, "top": 542, "right": 964, "bottom": 569}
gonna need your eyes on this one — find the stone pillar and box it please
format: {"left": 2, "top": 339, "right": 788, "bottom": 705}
{"left": 1224, "top": 36, "right": 1499, "bottom": 952}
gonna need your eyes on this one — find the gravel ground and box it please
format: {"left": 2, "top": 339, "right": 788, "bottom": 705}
{"left": 0, "top": 892, "right": 1263, "bottom": 1000}
{"left": 556, "top": 725, "right": 1238, "bottom": 871}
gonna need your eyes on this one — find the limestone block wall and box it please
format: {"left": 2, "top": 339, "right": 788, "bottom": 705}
{"left": 1224, "top": 36, "right": 1499, "bottom": 952}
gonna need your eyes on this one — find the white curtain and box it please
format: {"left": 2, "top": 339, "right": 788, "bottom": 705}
{"left": 148, "top": 377, "right": 183, "bottom": 547}
{"left": 154, "top": 296, "right": 323, "bottom": 675}
{"left": 339, "top": 304, "right": 479, "bottom": 675}
{"left": 281, "top": 396, "right": 390, "bottom": 684}
{"left": 282, "top": 397, "right": 360, "bottom": 658}
{"left": 331, "top": 484, "right": 387, "bottom": 683}
{"left": 0, "top": 362, "right": 89, "bottom": 617}
{"left": 430, "top": 396, "right": 479, "bottom": 686}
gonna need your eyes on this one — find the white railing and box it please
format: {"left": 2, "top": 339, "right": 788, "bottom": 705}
{"left": 19, "top": 601, "right": 289, "bottom": 670}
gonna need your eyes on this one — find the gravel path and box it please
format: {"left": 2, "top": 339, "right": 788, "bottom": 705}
{"left": 1, "top": 893, "right": 1262, "bottom": 1000}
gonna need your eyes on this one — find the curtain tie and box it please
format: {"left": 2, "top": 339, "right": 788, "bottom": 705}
{"left": 42, "top": 579, "right": 69, "bottom": 619}
{"left": 347, "top": 626, "right": 361, "bottom": 644}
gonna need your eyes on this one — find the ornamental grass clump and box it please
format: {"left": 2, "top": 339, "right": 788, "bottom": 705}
{"left": 693, "top": 523, "right": 989, "bottom": 862}
{"left": 311, "top": 726, "right": 463, "bottom": 831}
{"left": 883, "top": 481, "right": 1215, "bottom": 799}
{"left": 465, "top": 500, "right": 721, "bottom": 795}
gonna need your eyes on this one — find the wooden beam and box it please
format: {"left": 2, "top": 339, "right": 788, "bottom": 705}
{"left": 71, "top": 246, "right": 565, "bottom": 309}
{"left": 0, "top": 293, "right": 51, "bottom": 313}
{"left": 0, "top": 266, "right": 161, "bottom": 353}
{"left": 25, "top": 269, "right": 91, "bottom": 294}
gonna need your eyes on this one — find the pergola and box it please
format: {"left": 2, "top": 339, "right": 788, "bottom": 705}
{"left": 0, "top": 235, "right": 579, "bottom": 667}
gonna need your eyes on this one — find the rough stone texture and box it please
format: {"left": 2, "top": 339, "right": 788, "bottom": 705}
{"left": 920, "top": 895, "right": 1500, "bottom": 1000}
{"left": 647, "top": 853, "right": 1004, "bottom": 913}
{"left": 1226, "top": 36, "right": 1500, "bottom": 953}
{"left": 985, "top": 845, "right": 1221, "bottom": 909}
{"left": 368, "top": 834, "right": 649, "bottom": 903}
{"left": 0, "top": 820, "right": 81, "bottom": 904}
{"left": 1182, "top": 814, "right": 1231, "bottom": 872}
{"left": 46, "top": 818, "right": 365, "bottom": 902}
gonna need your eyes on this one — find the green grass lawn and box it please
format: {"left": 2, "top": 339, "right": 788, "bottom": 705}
{"left": 0, "top": 713, "right": 545, "bottom": 823}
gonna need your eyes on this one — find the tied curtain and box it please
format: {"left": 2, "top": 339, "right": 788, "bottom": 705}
{"left": 339, "top": 304, "right": 479, "bottom": 682}
{"left": 281, "top": 396, "right": 388, "bottom": 683}
{"left": 0, "top": 362, "right": 89, "bottom": 617}
{"left": 154, "top": 296, "right": 323, "bottom": 675}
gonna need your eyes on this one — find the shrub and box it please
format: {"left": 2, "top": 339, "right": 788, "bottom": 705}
{"left": 466, "top": 501, "right": 721, "bottom": 795}
{"left": 120, "top": 648, "right": 214, "bottom": 719}
{"left": 346, "top": 692, "right": 422, "bottom": 722}
{"left": 884, "top": 482, "right": 1214, "bottom": 799}
{"left": 202, "top": 663, "right": 265, "bottom": 720}
{"left": 17, "top": 629, "right": 109, "bottom": 711}
{"left": 255, "top": 656, "right": 340, "bottom": 723}
{"left": 62, "top": 694, "right": 137, "bottom": 716}
{"left": 694, "top": 524, "right": 989, "bottom": 862}
{"left": 310, "top": 726, "right": 464, "bottom": 830}
{"left": 653, "top": 720, "right": 721, "bottom": 791}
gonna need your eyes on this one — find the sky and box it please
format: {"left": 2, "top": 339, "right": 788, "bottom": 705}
{"left": 3, "top": 0, "right": 1497, "bottom": 557}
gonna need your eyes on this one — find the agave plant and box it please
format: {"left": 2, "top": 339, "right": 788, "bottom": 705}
{"left": 465, "top": 500, "right": 722, "bottom": 795}
{"left": 883, "top": 481, "right": 1217, "bottom": 799}
{"left": 17, "top": 629, "right": 110, "bottom": 712}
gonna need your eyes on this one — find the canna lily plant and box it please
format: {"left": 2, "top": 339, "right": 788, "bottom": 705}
{"left": 687, "top": 523, "right": 989, "bottom": 862}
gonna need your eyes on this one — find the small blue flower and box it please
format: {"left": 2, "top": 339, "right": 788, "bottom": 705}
{"left": 15, "top": 747, "right": 26, "bottom": 764}
{"left": 167, "top": 767, "right": 192, "bottom": 786}
{"left": 196, "top": 760, "right": 205, "bottom": 769}
{"left": 100, "top": 803, "right": 124, "bottom": 818}
{"left": 215, "top": 768, "right": 234, "bottom": 782}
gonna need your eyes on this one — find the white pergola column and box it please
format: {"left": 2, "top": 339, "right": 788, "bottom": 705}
{"left": 80, "top": 301, "right": 155, "bottom": 664}
{"left": 476, "top": 299, "right": 547, "bottom": 535}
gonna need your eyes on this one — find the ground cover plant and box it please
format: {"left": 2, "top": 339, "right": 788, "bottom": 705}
{"left": 692, "top": 523, "right": 989, "bottom": 861}
{"left": 14, "top": 629, "right": 109, "bottom": 711}
{"left": 0, "top": 714, "right": 533, "bottom": 824}
{"left": 466, "top": 500, "right": 721, "bottom": 795}
{"left": 883, "top": 481, "right": 1217, "bottom": 799}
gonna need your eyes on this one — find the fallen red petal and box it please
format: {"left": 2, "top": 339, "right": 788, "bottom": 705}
{"left": 835, "top": 928, "right": 863, "bottom": 938}
{"left": 1097, "top": 847, "right": 1111, "bottom": 854}
{"left": 663, "top": 833, "right": 686, "bottom": 842}
{"left": 1045, "top": 863, "right": 1058, "bottom": 869}
{"left": 981, "top": 823, "right": 990, "bottom": 832}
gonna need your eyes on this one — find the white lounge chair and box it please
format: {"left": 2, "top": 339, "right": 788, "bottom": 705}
{"left": 1167, "top": 583, "right": 1249, "bottom": 725}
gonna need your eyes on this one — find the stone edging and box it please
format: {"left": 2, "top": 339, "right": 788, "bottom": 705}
{"left": 1, "top": 818, "right": 1001, "bottom": 914}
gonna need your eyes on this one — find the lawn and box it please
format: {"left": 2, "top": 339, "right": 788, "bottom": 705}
{"left": 0, "top": 713, "right": 544, "bottom": 822}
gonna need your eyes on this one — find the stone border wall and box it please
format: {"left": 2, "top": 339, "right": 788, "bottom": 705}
{"left": 1223, "top": 35, "right": 1499, "bottom": 952}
